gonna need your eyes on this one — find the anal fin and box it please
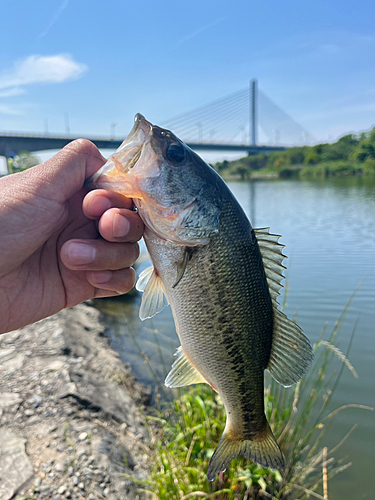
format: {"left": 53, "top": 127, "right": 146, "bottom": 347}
{"left": 165, "top": 347, "right": 207, "bottom": 388}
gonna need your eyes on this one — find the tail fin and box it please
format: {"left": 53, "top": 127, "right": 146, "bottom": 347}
{"left": 207, "top": 422, "right": 284, "bottom": 481}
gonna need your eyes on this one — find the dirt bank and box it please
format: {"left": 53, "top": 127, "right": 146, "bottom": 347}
{"left": 0, "top": 303, "right": 152, "bottom": 500}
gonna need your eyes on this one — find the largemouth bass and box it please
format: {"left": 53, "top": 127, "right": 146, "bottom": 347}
{"left": 87, "top": 114, "right": 313, "bottom": 480}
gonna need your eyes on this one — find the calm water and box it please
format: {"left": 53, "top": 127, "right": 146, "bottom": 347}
{"left": 94, "top": 176, "right": 375, "bottom": 500}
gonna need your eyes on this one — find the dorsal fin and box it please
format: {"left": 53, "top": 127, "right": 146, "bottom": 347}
{"left": 254, "top": 228, "right": 286, "bottom": 303}
{"left": 254, "top": 228, "right": 313, "bottom": 386}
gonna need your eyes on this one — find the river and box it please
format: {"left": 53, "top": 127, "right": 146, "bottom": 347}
{"left": 94, "top": 175, "right": 375, "bottom": 500}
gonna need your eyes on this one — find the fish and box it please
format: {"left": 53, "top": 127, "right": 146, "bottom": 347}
{"left": 86, "top": 113, "right": 313, "bottom": 481}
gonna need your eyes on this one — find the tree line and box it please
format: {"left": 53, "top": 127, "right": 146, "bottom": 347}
{"left": 214, "top": 126, "right": 375, "bottom": 180}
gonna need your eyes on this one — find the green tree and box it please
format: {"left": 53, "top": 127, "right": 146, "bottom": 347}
{"left": 304, "top": 146, "right": 321, "bottom": 165}
{"left": 13, "top": 151, "right": 40, "bottom": 171}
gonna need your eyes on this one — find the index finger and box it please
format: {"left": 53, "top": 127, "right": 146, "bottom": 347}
{"left": 83, "top": 189, "right": 133, "bottom": 220}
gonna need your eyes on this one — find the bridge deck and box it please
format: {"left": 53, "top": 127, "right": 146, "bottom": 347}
{"left": 0, "top": 133, "right": 285, "bottom": 157}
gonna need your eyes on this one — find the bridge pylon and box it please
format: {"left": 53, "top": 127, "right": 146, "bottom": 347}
{"left": 250, "top": 79, "right": 258, "bottom": 146}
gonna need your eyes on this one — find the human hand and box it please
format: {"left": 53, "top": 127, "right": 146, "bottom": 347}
{"left": 0, "top": 139, "right": 144, "bottom": 335}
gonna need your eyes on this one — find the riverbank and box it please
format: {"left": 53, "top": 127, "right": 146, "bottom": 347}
{"left": 0, "top": 303, "right": 151, "bottom": 500}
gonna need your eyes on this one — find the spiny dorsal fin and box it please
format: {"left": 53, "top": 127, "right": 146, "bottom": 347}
{"left": 136, "top": 265, "right": 169, "bottom": 321}
{"left": 254, "top": 228, "right": 286, "bottom": 303}
{"left": 254, "top": 228, "right": 313, "bottom": 386}
{"left": 165, "top": 347, "right": 207, "bottom": 388}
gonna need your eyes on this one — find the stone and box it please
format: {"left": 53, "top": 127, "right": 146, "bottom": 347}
{"left": 78, "top": 432, "right": 88, "bottom": 441}
{"left": 67, "top": 466, "right": 73, "bottom": 477}
{"left": 0, "top": 393, "right": 22, "bottom": 409}
{"left": 0, "top": 428, "right": 33, "bottom": 500}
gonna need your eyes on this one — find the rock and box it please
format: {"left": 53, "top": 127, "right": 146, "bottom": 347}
{"left": 31, "top": 395, "right": 43, "bottom": 408}
{"left": 0, "top": 304, "right": 150, "bottom": 500}
{"left": 78, "top": 482, "right": 85, "bottom": 490}
{"left": 77, "top": 448, "right": 87, "bottom": 458}
{"left": 0, "top": 393, "right": 22, "bottom": 409}
{"left": 27, "top": 415, "right": 40, "bottom": 425}
{"left": 0, "top": 428, "right": 33, "bottom": 500}
{"left": 45, "top": 360, "right": 66, "bottom": 372}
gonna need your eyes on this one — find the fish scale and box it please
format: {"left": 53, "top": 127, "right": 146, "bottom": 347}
{"left": 87, "top": 113, "right": 314, "bottom": 481}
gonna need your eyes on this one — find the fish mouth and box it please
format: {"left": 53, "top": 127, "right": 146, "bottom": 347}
{"left": 85, "top": 113, "right": 153, "bottom": 191}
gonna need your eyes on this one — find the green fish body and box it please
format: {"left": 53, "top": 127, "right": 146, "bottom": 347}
{"left": 87, "top": 114, "right": 313, "bottom": 480}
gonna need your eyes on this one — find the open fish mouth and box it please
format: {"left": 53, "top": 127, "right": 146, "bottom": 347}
{"left": 85, "top": 113, "right": 152, "bottom": 190}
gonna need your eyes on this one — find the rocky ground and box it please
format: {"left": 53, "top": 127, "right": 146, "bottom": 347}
{"left": 0, "top": 303, "right": 153, "bottom": 500}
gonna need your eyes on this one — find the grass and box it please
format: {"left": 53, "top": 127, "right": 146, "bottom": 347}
{"left": 121, "top": 294, "right": 373, "bottom": 500}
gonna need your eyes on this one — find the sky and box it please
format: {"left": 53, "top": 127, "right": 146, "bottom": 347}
{"left": 1, "top": 0, "right": 375, "bottom": 153}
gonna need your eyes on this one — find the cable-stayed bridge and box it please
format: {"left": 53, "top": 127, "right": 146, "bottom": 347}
{"left": 0, "top": 80, "right": 309, "bottom": 159}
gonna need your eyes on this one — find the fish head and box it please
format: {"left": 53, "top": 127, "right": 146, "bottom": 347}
{"left": 87, "top": 113, "right": 222, "bottom": 246}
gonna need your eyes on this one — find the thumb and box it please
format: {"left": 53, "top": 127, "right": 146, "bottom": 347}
{"left": 30, "top": 139, "right": 107, "bottom": 203}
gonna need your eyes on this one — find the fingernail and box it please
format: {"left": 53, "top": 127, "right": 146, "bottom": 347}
{"left": 66, "top": 242, "right": 96, "bottom": 265}
{"left": 89, "top": 270, "right": 112, "bottom": 284}
{"left": 113, "top": 214, "right": 130, "bottom": 238}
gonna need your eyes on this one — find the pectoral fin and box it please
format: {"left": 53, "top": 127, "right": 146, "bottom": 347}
{"left": 165, "top": 346, "right": 207, "bottom": 388}
{"left": 172, "top": 247, "right": 194, "bottom": 288}
{"left": 136, "top": 266, "right": 168, "bottom": 321}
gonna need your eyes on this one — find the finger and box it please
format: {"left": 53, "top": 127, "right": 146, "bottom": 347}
{"left": 86, "top": 267, "right": 136, "bottom": 295}
{"left": 83, "top": 189, "right": 134, "bottom": 219}
{"left": 98, "top": 208, "right": 144, "bottom": 243}
{"left": 61, "top": 239, "right": 139, "bottom": 271}
{"left": 32, "top": 139, "right": 107, "bottom": 203}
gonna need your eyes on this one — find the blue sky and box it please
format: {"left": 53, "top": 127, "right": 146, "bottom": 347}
{"left": 1, "top": 0, "right": 375, "bottom": 146}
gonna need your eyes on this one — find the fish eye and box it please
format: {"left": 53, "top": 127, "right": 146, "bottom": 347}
{"left": 166, "top": 143, "right": 186, "bottom": 164}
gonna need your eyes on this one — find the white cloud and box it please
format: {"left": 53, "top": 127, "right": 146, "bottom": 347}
{"left": 0, "top": 54, "right": 87, "bottom": 91}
